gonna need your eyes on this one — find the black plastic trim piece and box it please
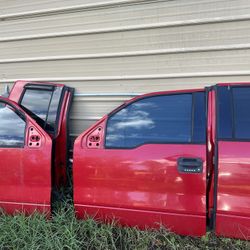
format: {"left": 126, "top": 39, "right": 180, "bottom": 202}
{"left": 177, "top": 157, "right": 203, "bottom": 174}
{"left": 105, "top": 141, "right": 206, "bottom": 150}
{"left": 24, "top": 83, "right": 55, "bottom": 91}
{"left": 53, "top": 86, "right": 66, "bottom": 138}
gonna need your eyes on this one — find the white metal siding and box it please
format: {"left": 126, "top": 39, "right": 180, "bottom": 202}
{"left": 1, "top": 0, "right": 250, "bottom": 136}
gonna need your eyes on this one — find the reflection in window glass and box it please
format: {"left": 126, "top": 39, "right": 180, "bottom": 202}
{"left": 193, "top": 92, "right": 206, "bottom": 143}
{"left": 46, "top": 87, "right": 62, "bottom": 131}
{"left": 0, "top": 104, "right": 25, "bottom": 147}
{"left": 233, "top": 87, "right": 250, "bottom": 139}
{"left": 21, "top": 87, "right": 63, "bottom": 134}
{"left": 218, "top": 87, "right": 233, "bottom": 139}
{"left": 21, "top": 89, "right": 52, "bottom": 120}
{"left": 106, "top": 94, "right": 192, "bottom": 148}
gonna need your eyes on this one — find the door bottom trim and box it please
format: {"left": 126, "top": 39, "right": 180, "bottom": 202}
{"left": 0, "top": 201, "right": 50, "bottom": 215}
{"left": 216, "top": 213, "right": 250, "bottom": 240}
{"left": 75, "top": 204, "right": 206, "bottom": 236}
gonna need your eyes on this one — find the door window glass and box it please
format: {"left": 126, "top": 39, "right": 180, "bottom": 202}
{"left": 20, "top": 86, "right": 63, "bottom": 134}
{"left": 193, "top": 92, "right": 206, "bottom": 143}
{"left": 0, "top": 104, "right": 25, "bottom": 147}
{"left": 217, "top": 87, "right": 233, "bottom": 139}
{"left": 21, "top": 89, "right": 52, "bottom": 120}
{"left": 45, "top": 87, "right": 62, "bottom": 132}
{"left": 106, "top": 93, "right": 205, "bottom": 148}
{"left": 233, "top": 87, "right": 250, "bottom": 139}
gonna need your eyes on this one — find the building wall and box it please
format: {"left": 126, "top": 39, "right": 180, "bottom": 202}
{"left": 1, "top": 0, "right": 250, "bottom": 137}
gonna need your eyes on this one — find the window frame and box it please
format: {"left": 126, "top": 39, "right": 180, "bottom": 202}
{"left": 0, "top": 100, "right": 27, "bottom": 148}
{"left": 217, "top": 84, "right": 250, "bottom": 142}
{"left": 105, "top": 91, "right": 207, "bottom": 149}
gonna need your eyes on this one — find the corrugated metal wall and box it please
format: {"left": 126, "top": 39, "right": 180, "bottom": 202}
{"left": 1, "top": 0, "right": 250, "bottom": 137}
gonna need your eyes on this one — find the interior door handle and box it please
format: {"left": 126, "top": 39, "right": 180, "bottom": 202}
{"left": 177, "top": 157, "right": 203, "bottom": 173}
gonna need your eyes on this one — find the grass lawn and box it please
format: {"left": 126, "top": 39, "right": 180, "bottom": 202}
{"left": 0, "top": 203, "right": 249, "bottom": 250}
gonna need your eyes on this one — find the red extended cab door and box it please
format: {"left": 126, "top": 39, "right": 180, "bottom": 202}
{"left": 8, "top": 81, "right": 74, "bottom": 188}
{"left": 73, "top": 89, "right": 207, "bottom": 236}
{"left": 0, "top": 97, "right": 52, "bottom": 214}
{"left": 215, "top": 83, "right": 250, "bottom": 240}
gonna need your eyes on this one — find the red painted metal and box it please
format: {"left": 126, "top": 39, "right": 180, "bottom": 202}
{"left": 73, "top": 90, "right": 207, "bottom": 236}
{"left": 0, "top": 97, "right": 52, "bottom": 215}
{"left": 216, "top": 141, "right": 250, "bottom": 240}
{"left": 8, "top": 80, "right": 74, "bottom": 188}
{"left": 75, "top": 204, "right": 206, "bottom": 236}
{"left": 216, "top": 214, "right": 250, "bottom": 240}
{"left": 74, "top": 143, "right": 207, "bottom": 236}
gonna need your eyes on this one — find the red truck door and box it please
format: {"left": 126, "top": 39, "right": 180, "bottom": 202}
{"left": 8, "top": 81, "right": 74, "bottom": 188}
{"left": 74, "top": 89, "right": 207, "bottom": 236}
{"left": 0, "top": 98, "right": 52, "bottom": 214}
{"left": 215, "top": 84, "right": 250, "bottom": 240}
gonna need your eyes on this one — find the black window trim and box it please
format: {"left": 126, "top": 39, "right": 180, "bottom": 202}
{"left": 54, "top": 86, "right": 67, "bottom": 136}
{"left": 0, "top": 100, "right": 27, "bottom": 149}
{"left": 217, "top": 84, "right": 250, "bottom": 142}
{"left": 104, "top": 91, "right": 207, "bottom": 149}
{"left": 24, "top": 83, "right": 55, "bottom": 91}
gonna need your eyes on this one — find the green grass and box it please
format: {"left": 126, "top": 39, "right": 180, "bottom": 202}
{"left": 0, "top": 204, "right": 249, "bottom": 250}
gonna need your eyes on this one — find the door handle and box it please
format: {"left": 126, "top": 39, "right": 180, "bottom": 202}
{"left": 177, "top": 157, "right": 203, "bottom": 173}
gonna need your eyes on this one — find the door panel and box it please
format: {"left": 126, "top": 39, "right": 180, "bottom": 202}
{"left": 216, "top": 141, "right": 250, "bottom": 240}
{"left": 74, "top": 143, "right": 207, "bottom": 235}
{"left": 0, "top": 99, "right": 52, "bottom": 214}
{"left": 74, "top": 90, "right": 207, "bottom": 236}
{"left": 8, "top": 80, "right": 74, "bottom": 188}
{"left": 216, "top": 85, "right": 250, "bottom": 240}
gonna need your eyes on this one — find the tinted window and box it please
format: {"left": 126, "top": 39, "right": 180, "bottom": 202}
{"left": 21, "top": 89, "right": 52, "bottom": 121}
{"left": 218, "top": 86, "right": 233, "bottom": 139}
{"left": 106, "top": 94, "right": 194, "bottom": 148}
{"left": 193, "top": 92, "right": 206, "bottom": 143}
{"left": 21, "top": 87, "right": 63, "bottom": 134}
{"left": 45, "top": 87, "right": 62, "bottom": 132}
{"left": 233, "top": 87, "right": 250, "bottom": 139}
{"left": 0, "top": 104, "right": 25, "bottom": 147}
